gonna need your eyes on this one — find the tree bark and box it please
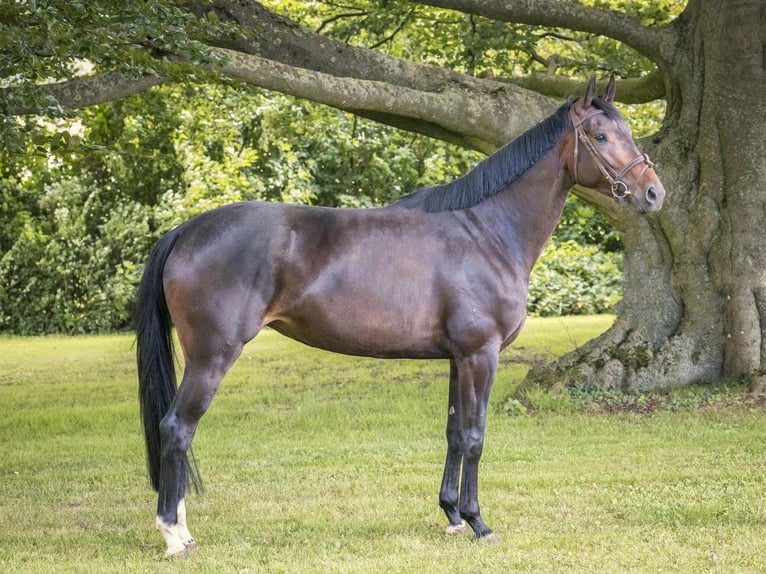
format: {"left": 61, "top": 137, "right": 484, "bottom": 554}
{"left": 700, "top": 0, "right": 766, "bottom": 383}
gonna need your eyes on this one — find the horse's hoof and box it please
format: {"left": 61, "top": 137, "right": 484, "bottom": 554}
{"left": 162, "top": 545, "right": 194, "bottom": 560}
{"left": 183, "top": 539, "right": 199, "bottom": 554}
{"left": 445, "top": 521, "right": 469, "bottom": 536}
{"left": 478, "top": 532, "right": 502, "bottom": 545}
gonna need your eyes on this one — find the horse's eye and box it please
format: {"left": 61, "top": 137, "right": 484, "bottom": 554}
{"left": 594, "top": 133, "right": 608, "bottom": 143}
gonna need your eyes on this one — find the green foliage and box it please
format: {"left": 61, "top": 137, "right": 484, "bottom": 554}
{"left": 0, "top": 0, "right": 241, "bottom": 150}
{"left": 0, "top": 178, "right": 153, "bottom": 333}
{"left": 0, "top": 0, "right": 237, "bottom": 83}
{"left": 559, "top": 195, "right": 622, "bottom": 251}
{"left": 527, "top": 239, "right": 623, "bottom": 317}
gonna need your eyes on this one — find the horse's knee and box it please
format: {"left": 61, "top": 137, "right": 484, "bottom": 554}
{"left": 445, "top": 434, "right": 462, "bottom": 457}
{"left": 461, "top": 430, "right": 485, "bottom": 461}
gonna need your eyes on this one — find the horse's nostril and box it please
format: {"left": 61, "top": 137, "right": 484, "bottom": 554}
{"left": 646, "top": 186, "right": 657, "bottom": 203}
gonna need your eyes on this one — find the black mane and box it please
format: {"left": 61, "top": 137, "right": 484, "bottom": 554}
{"left": 395, "top": 97, "right": 618, "bottom": 213}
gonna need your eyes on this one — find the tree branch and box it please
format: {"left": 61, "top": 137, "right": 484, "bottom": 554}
{"left": 411, "top": 0, "right": 665, "bottom": 63}
{"left": 2, "top": 73, "right": 167, "bottom": 115}
{"left": 197, "top": 0, "right": 471, "bottom": 95}
{"left": 5, "top": 0, "right": 563, "bottom": 154}
{"left": 504, "top": 69, "right": 666, "bottom": 104}
{"left": 9, "top": 0, "right": 663, "bottom": 155}
{"left": 3, "top": 46, "right": 556, "bottom": 154}
{"left": 213, "top": 47, "right": 555, "bottom": 153}
{"left": 316, "top": 11, "right": 367, "bottom": 34}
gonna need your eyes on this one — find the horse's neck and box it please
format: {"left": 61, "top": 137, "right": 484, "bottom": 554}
{"left": 473, "top": 148, "right": 572, "bottom": 273}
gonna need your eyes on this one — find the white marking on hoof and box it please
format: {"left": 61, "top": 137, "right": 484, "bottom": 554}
{"left": 157, "top": 527, "right": 188, "bottom": 558}
{"left": 445, "top": 521, "right": 469, "bottom": 536}
{"left": 176, "top": 499, "right": 196, "bottom": 548}
{"left": 156, "top": 499, "right": 198, "bottom": 558}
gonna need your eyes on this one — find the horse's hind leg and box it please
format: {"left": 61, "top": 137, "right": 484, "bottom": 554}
{"left": 155, "top": 342, "right": 244, "bottom": 557}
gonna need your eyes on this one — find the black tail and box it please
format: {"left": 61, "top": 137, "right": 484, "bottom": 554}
{"left": 135, "top": 227, "right": 201, "bottom": 492}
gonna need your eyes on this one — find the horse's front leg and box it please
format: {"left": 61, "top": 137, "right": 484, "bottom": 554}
{"left": 454, "top": 348, "right": 500, "bottom": 542}
{"left": 439, "top": 360, "right": 468, "bottom": 535}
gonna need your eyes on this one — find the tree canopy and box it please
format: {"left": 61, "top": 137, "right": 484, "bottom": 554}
{"left": 1, "top": 0, "right": 680, "bottom": 149}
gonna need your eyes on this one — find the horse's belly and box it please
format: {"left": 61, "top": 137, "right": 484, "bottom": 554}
{"left": 268, "top": 294, "right": 446, "bottom": 359}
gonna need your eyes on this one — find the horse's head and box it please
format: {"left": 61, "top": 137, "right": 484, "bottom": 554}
{"left": 566, "top": 75, "right": 665, "bottom": 213}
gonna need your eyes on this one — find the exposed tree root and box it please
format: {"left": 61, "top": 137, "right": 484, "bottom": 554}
{"left": 522, "top": 322, "right": 723, "bottom": 392}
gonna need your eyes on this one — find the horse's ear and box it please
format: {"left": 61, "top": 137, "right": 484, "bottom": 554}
{"left": 601, "top": 74, "right": 616, "bottom": 103}
{"left": 583, "top": 75, "right": 597, "bottom": 108}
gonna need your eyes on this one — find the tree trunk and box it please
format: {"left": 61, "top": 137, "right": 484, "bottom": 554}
{"left": 525, "top": 0, "right": 766, "bottom": 391}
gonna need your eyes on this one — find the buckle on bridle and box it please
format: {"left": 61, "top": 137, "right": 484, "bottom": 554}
{"left": 611, "top": 180, "right": 631, "bottom": 200}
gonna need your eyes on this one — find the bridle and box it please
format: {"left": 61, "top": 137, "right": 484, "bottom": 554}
{"left": 569, "top": 105, "right": 654, "bottom": 201}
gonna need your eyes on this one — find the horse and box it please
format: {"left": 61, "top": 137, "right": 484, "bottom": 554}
{"left": 136, "top": 75, "right": 665, "bottom": 557}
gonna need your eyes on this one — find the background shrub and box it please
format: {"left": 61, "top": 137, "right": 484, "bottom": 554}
{"left": 0, "top": 179, "right": 154, "bottom": 333}
{"left": 527, "top": 239, "right": 623, "bottom": 316}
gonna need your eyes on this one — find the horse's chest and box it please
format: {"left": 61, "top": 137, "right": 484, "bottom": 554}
{"left": 440, "top": 276, "right": 527, "bottom": 354}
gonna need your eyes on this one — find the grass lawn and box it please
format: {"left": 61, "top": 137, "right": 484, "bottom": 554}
{"left": 0, "top": 315, "right": 764, "bottom": 573}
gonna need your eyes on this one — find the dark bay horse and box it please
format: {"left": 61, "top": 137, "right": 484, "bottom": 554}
{"left": 136, "top": 76, "right": 665, "bottom": 557}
